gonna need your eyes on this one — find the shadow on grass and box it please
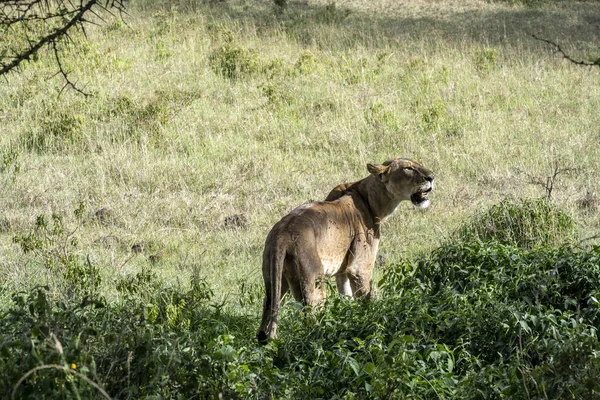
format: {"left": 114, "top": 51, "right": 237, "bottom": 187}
{"left": 135, "top": 0, "right": 600, "bottom": 54}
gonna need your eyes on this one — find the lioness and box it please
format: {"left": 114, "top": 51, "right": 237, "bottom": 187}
{"left": 257, "top": 158, "right": 434, "bottom": 344}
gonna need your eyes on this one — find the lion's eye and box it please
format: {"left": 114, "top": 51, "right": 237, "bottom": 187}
{"left": 404, "top": 167, "right": 415, "bottom": 172}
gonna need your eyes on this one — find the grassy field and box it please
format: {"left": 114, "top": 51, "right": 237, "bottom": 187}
{"left": 1, "top": 0, "right": 600, "bottom": 308}
{"left": 1, "top": 1, "right": 600, "bottom": 303}
{"left": 2, "top": 0, "right": 599, "bottom": 306}
{"left": 1, "top": 0, "right": 599, "bottom": 305}
{"left": 1, "top": 0, "right": 600, "bottom": 397}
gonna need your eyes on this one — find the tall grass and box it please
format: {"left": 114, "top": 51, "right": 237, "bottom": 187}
{"left": 0, "top": 0, "right": 599, "bottom": 305}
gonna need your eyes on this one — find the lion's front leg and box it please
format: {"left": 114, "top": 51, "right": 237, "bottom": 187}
{"left": 346, "top": 237, "right": 378, "bottom": 299}
{"left": 336, "top": 274, "right": 353, "bottom": 297}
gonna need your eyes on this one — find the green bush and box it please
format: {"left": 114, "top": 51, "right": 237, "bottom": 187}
{"left": 474, "top": 47, "right": 498, "bottom": 73}
{"left": 102, "top": 89, "right": 199, "bottom": 146}
{"left": 0, "top": 149, "right": 20, "bottom": 175}
{"left": 453, "top": 198, "right": 576, "bottom": 249}
{"left": 209, "top": 42, "right": 261, "bottom": 80}
{"left": 23, "top": 109, "right": 85, "bottom": 153}
{"left": 3, "top": 200, "right": 599, "bottom": 398}
{"left": 364, "top": 103, "right": 398, "bottom": 130}
{"left": 294, "top": 50, "right": 318, "bottom": 75}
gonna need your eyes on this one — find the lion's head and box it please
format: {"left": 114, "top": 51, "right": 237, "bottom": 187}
{"left": 367, "top": 158, "right": 434, "bottom": 209}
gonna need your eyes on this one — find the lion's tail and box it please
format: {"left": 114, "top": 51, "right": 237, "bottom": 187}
{"left": 257, "top": 241, "right": 286, "bottom": 345}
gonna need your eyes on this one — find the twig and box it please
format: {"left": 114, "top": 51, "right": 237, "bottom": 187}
{"left": 1, "top": 0, "right": 127, "bottom": 95}
{"left": 52, "top": 41, "right": 89, "bottom": 97}
{"left": 579, "top": 234, "right": 600, "bottom": 245}
{"left": 528, "top": 157, "right": 580, "bottom": 201}
{"left": 0, "top": 0, "right": 100, "bottom": 75}
{"left": 532, "top": 34, "right": 599, "bottom": 67}
{"left": 12, "top": 364, "right": 112, "bottom": 400}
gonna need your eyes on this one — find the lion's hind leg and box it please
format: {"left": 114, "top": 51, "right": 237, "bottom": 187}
{"left": 290, "top": 249, "right": 327, "bottom": 307}
{"left": 348, "top": 268, "right": 374, "bottom": 299}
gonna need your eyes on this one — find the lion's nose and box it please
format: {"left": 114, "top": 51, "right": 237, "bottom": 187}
{"left": 425, "top": 175, "right": 434, "bottom": 182}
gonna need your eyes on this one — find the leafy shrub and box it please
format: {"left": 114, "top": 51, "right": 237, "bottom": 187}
{"left": 260, "top": 81, "right": 289, "bottom": 105}
{"left": 3, "top": 200, "right": 599, "bottom": 398}
{"left": 0, "top": 149, "right": 20, "bottom": 175}
{"left": 418, "top": 99, "right": 464, "bottom": 138}
{"left": 209, "top": 42, "right": 261, "bottom": 80}
{"left": 364, "top": 103, "right": 398, "bottom": 130}
{"left": 453, "top": 197, "right": 576, "bottom": 249}
{"left": 103, "top": 89, "right": 199, "bottom": 146}
{"left": 263, "top": 57, "right": 288, "bottom": 78}
{"left": 377, "top": 240, "right": 600, "bottom": 398}
{"left": 474, "top": 47, "right": 498, "bottom": 73}
{"left": 294, "top": 50, "right": 318, "bottom": 74}
{"left": 24, "top": 109, "right": 85, "bottom": 153}
{"left": 154, "top": 40, "right": 173, "bottom": 61}
{"left": 12, "top": 203, "right": 101, "bottom": 297}
{"left": 421, "top": 100, "right": 446, "bottom": 131}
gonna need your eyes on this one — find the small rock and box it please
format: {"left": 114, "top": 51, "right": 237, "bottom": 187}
{"left": 149, "top": 250, "right": 164, "bottom": 265}
{"left": 577, "top": 191, "right": 598, "bottom": 213}
{"left": 94, "top": 207, "right": 113, "bottom": 225}
{"left": 131, "top": 242, "right": 145, "bottom": 254}
{"left": 224, "top": 213, "right": 249, "bottom": 229}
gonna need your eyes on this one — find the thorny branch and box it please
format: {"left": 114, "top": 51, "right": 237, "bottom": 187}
{"left": 529, "top": 157, "right": 580, "bottom": 201}
{"left": 1, "top": 0, "right": 127, "bottom": 95}
{"left": 532, "top": 34, "right": 600, "bottom": 67}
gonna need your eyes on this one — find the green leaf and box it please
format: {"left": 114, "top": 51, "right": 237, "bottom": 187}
{"left": 347, "top": 357, "right": 361, "bottom": 376}
{"left": 364, "top": 362, "right": 376, "bottom": 375}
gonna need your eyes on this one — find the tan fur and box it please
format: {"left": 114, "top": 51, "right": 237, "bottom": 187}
{"left": 324, "top": 181, "right": 356, "bottom": 202}
{"left": 257, "top": 158, "right": 435, "bottom": 343}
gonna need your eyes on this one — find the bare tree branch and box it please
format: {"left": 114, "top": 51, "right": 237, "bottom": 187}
{"left": 51, "top": 41, "right": 88, "bottom": 97}
{"left": 1, "top": 0, "right": 127, "bottom": 95}
{"left": 528, "top": 156, "right": 581, "bottom": 201}
{"left": 532, "top": 34, "right": 600, "bottom": 67}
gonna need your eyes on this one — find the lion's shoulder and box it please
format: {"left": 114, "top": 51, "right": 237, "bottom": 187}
{"left": 325, "top": 181, "right": 357, "bottom": 201}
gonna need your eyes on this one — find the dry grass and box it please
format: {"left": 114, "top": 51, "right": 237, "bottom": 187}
{"left": 0, "top": 0, "right": 599, "bottom": 310}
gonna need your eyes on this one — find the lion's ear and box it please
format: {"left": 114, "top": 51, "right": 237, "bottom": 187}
{"left": 367, "top": 163, "right": 390, "bottom": 181}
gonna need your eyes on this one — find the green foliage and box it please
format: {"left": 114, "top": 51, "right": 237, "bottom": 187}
{"left": 260, "top": 81, "right": 289, "bottom": 105}
{"left": 474, "top": 47, "right": 498, "bottom": 73}
{"left": 453, "top": 198, "right": 577, "bottom": 249}
{"left": 416, "top": 98, "right": 465, "bottom": 138}
{"left": 364, "top": 103, "right": 398, "bottom": 130}
{"left": 0, "top": 149, "right": 20, "bottom": 174}
{"left": 12, "top": 203, "right": 102, "bottom": 296}
{"left": 421, "top": 100, "right": 447, "bottom": 131}
{"left": 294, "top": 50, "right": 318, "bottom": 75}
{"left": 23, "top": 109, "right": 85, "bottom": 153}
{"left": 210, "top": 40, "right": 261, "bottom": 80}
{"left": 154, "top": 40, "right": 173, "bottom": 61}
{"left": 102, "top": 89, "right": 199, "bottom": 146}
{"left": 3, "top": 200, "right": 599, "bottom": 398}
{"left": 376, "top": 240, "right": 600, "bottom": 398}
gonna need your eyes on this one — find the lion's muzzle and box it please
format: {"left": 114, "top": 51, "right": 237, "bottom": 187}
{"left": 410, "top": 180, "right": 433, "bottom": 208}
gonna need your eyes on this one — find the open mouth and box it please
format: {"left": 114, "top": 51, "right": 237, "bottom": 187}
{"left": 410, "top": 187, "right": 432, "bottom": 207}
